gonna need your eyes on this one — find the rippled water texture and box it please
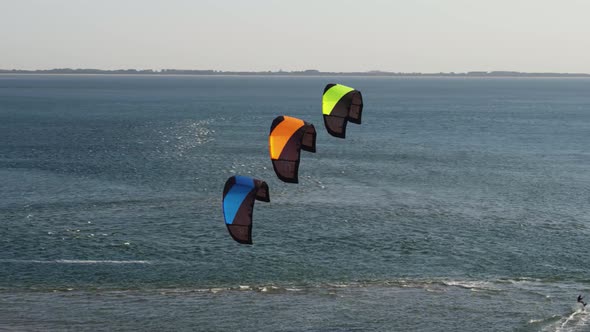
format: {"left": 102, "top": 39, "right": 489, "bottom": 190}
{"left": 1, "top": 75, "right": 589, "bottom": 331}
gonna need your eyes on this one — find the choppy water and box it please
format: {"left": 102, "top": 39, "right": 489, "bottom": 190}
{"left": 1, "top": 75, "right": 589, "bottom": 331}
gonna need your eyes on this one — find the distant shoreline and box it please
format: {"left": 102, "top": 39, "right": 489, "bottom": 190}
{"left": 1, "top": 69, "right": 589, "bottom": 78}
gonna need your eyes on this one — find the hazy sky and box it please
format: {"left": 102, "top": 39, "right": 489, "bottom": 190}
{"left": 1, "top": 0, "right": 589, "bottom": 72}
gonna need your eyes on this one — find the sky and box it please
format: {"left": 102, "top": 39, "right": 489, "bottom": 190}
{"left": 1, "top": 0, "right": 589, "bottom": 73}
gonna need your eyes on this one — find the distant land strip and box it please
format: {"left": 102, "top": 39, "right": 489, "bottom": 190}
{"left": 1, "top": 68, "right": 589, "bottom": 77}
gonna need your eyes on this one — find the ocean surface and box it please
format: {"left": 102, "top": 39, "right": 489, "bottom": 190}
{"left": 0, "top": 74, "right": 589, "bottom": 331}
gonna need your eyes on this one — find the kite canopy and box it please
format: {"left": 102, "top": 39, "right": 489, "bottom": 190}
{"left": 322, "top": 83, "right": 363, "bottom": 138}
{"left": 269, "top": 115, "right": 317, "bottom": 183}
{"left": 222, "top": 175, "right": 270, "bottom": 244}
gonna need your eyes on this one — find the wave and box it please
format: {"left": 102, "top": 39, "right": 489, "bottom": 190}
{"left": 436, "top": 280, "right": 503, "bottom": 293}
{"left": 541, "top": 308, "right": 589, "bottom": 332}
{"left": 142, "top": 279, "right": 508, "bottom": 295}
{"left": 0, "top": 275, "right": 583, "bottom": 296}
{"left": 0, "top": 259, "right": 151, "bottom": 264}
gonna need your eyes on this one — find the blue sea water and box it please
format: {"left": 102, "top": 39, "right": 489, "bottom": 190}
{"left": 0, "top": 74, "right": 589, "bottom": 331}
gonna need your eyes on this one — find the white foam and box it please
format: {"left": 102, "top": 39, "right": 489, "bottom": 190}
{"left": 544, "top": 308, "right": 589, "bottom": 332}
{"left": 442, "top": 280, "right": 499, "bottom": 291}
{"left": 327, "top": 283, "right": 349, "bottom": 288}
{"left": 209, "top": 288, "right": 227, "bottom": 294}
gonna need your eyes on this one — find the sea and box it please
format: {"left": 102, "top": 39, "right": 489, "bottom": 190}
{"left": 0, "top": 74, "right": 589, "bottom": 331}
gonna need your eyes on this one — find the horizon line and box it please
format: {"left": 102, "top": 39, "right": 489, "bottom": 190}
{"left": 1, "top": 68, "right": 590, "bottom": 77}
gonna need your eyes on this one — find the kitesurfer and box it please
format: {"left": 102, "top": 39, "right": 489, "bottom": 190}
{"left": 577, "top": 294, "right": 587, "bottom": 307}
